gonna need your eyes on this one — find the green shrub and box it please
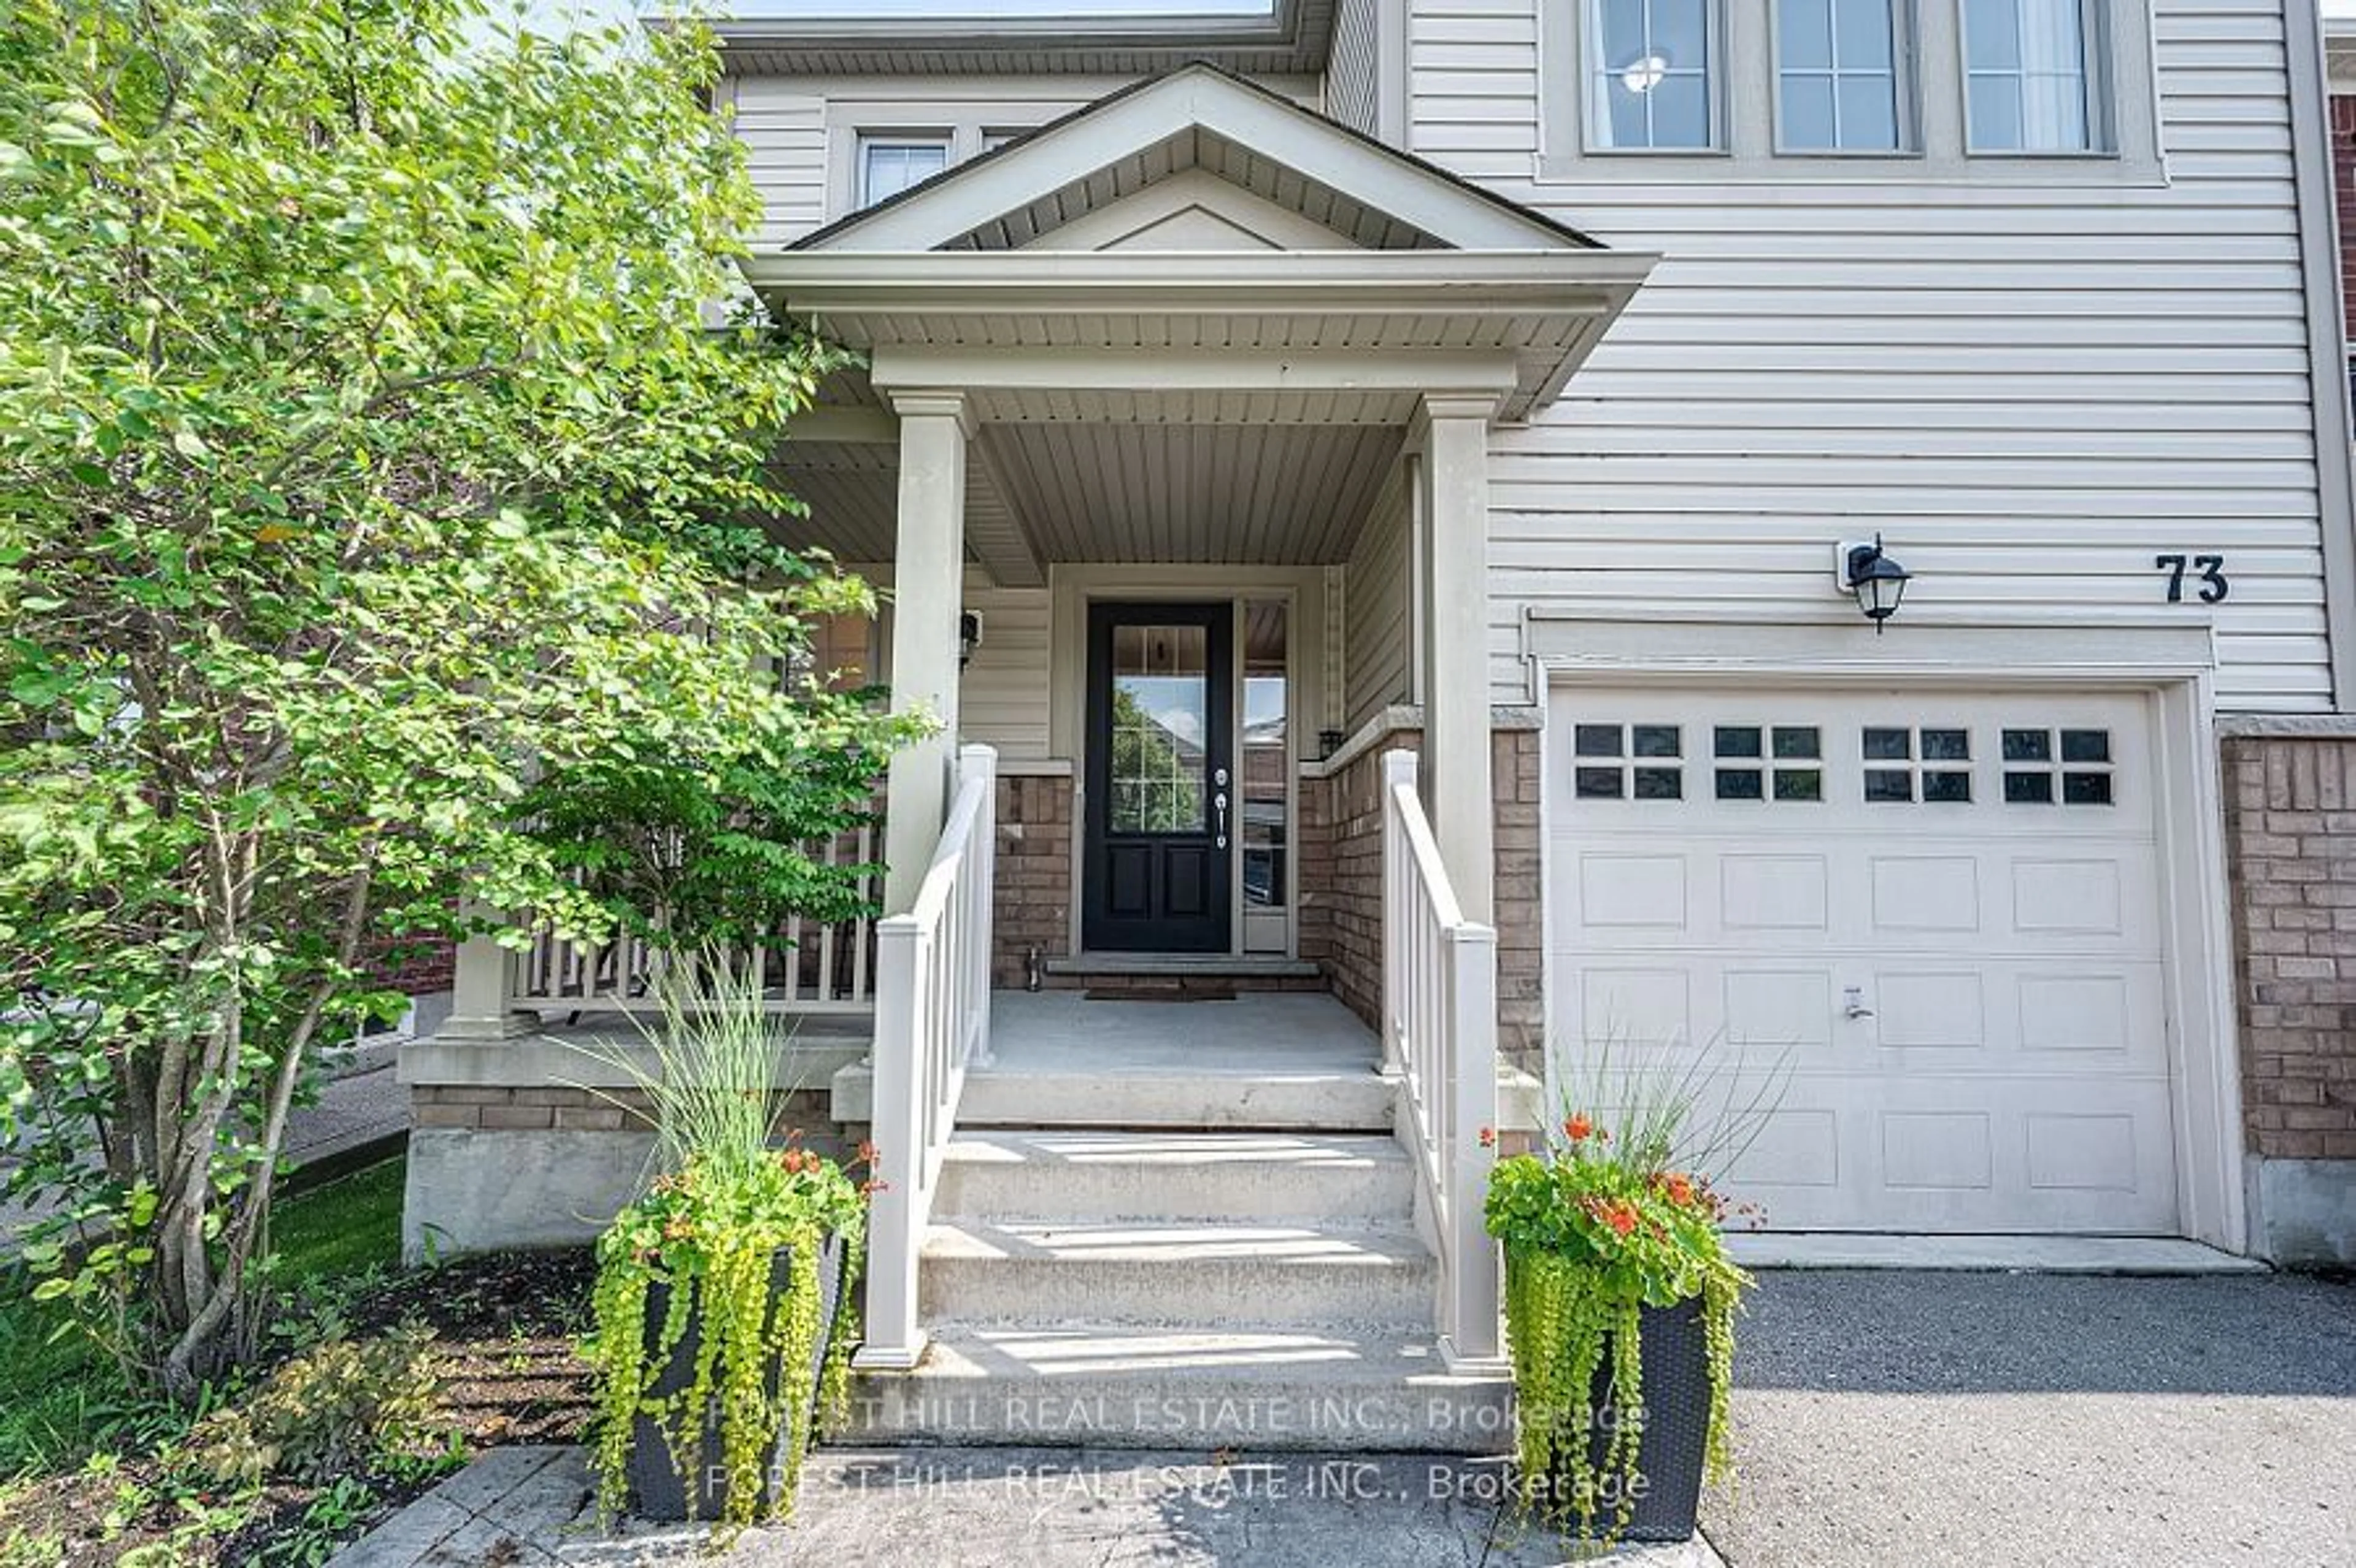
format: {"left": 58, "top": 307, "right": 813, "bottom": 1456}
{"left": 179, "top": 1330, "right": 439, "bottom": 1487}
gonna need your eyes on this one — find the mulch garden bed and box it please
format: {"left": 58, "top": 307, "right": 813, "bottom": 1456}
{"left": 0, "top": 1249, "right": 598, "bottom": 1567}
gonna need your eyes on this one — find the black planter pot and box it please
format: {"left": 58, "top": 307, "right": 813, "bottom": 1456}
{"left": 625, "top": 1231, "right": 849, "bottom": 1523}
{"left": 1562, "top": 1295, "right": 1712, "bottom": 1544}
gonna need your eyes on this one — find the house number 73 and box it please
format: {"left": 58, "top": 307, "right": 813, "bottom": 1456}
{"left": 2155, "top": 553, "right": 2229, "bottom": 604}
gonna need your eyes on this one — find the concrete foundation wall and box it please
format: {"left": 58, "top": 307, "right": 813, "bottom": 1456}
{"left": 2221, "top": 725, "right": 2356, "bottom": 1267}
{"left": 401, "top": 1055, "right": 854, "bottom": 1262}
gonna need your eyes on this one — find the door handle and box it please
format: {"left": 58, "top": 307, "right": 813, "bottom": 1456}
{"left": 1214, "top": 791, "right": 1228, "bottom": 850}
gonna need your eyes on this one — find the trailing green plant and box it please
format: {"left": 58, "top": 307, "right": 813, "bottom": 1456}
{"left": 1484, "top": 1036, "right": 1785, "bottom": 1547}
{"left": 574, "top": 956, "right": 871, "bottom": 1540}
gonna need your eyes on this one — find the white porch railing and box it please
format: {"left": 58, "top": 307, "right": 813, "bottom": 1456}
{"left": 1380, "top": 748, "right": 1502, "bottom": 1367}
{"left": 856, "top": 743, "right": 998, "bottom": 1369}
{"left": 515, "top": 814, "right": 884, "bottom": 1018}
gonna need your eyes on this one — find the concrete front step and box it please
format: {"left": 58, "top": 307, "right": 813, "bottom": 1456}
{"left": 935, "top": 1130, "right": 1415, "bottom": 1224}
{"left": 833, "top": 1064, "right": 1397, "bottom": 1132}
{"left": 847, "top": 1323, "right": 1513, "bottom": 1455}
{"left": 917, "top": 1218, "right": 1438, "bottom": 1329}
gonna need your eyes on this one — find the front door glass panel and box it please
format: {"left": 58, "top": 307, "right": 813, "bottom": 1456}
{"left": 1109, "top": 623, "right": 1209, "bottom": 834}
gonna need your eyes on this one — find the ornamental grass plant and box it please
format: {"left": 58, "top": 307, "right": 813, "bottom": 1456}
{"left": 1484, "top": 1035, "right": 1786, "bottom": 1547}
{"left": 571, "top": 949, "right": 870, "bottom": 1539}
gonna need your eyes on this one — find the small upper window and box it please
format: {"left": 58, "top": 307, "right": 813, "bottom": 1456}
{"left": 1963, "top": 0, "right": 2103, "bottom": 153}
{"left": 1588, "top": 0, "right": 1720, "bottom": 152}
{"left": 859, "top": 136, "right": 950, "bottom": 209}
{"left": 1776, "top": 0, "right": 1904, "bottom": 152}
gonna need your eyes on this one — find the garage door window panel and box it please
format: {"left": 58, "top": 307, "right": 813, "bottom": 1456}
{"left": 1714, "top": 724, "right": 1820, "bottom": 801}
{"left": 2003, "top": 726, "right": 2115, "bottom": 807}
{"left": 1862, "top": 725, "right": 1972, "bottom": 803}
{"left": 1574, "top": 722, "right": 1685, "bottom": 800}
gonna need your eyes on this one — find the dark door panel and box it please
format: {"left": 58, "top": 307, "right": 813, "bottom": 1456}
{"left": 1083, "top": 602, "right": 1233, "bottom": 953}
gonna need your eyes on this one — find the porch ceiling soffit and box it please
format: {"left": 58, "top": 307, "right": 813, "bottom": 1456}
{"left": 769, "top": 430, "right": 1044, "bottom": 590}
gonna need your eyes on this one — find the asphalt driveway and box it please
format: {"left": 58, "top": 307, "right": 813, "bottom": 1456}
{"left": 1700, "top": 1269, "right": 2356, "bottom": 1567}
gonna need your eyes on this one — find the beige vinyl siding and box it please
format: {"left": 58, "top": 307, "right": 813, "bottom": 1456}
{"left": 1408, "top": 0, "right": 2333, "bottom": 714}
{"left": 1345, "top": 456, "right": 1414, "bottom": 729}
{"left": 730, "top": 79, "right": 828, "bottom": 248}
{"left": 868, "top": 572, "right": 1054, "bottom": 760}
{"left": 957, "top": 583, "right": 1053, "bottom": 759}
{"left": 1327, "top": 0, "right": 1381, "bottom": 134}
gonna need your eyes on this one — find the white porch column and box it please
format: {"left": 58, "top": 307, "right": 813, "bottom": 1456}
{"left": 882, "top": 390, "right": 972, "bottom": 916}
{"left": 437, "top": 907, "right": 534, "bottom": 1040}
{"left": 1417, "top": 393, "right": 1496, "bottom": 925}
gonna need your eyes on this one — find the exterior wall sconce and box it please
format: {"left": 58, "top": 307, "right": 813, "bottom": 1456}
{"left": 958, "top": 610, "right": 983, "bottom": 669}
{"left": 1836, "top": 536, "right": 1911, "bottom": 631}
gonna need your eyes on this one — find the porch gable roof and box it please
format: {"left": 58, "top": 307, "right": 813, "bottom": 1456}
{"left": 742, "top": 67, "right": 1652, "bottom": 423}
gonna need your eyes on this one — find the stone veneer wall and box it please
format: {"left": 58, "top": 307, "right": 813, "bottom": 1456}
{"left": 2220, "top": 724, "right": 2356, "bottom": 1264}
{"left": 992, "top": 772, "right": 1074, "bottom": 988}
{"left": 1296, "top": 722, "right": 1544, "bottom": 1078}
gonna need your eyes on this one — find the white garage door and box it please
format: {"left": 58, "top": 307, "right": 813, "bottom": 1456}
{"left": 1547, "top": 688, "right": 2180, "bottom": 1235}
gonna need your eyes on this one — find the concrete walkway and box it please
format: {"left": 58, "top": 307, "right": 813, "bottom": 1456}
{"left": 329, "top": 1446, "right": 1720, "bottom": 1567}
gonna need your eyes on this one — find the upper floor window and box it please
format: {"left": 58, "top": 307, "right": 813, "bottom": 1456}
{"left": 1776, "top": 0, "right": 1906, "bottom": 152}
{"left": 858, "top": 136, "right": 949, "bottom": 209}
{"left": 1963, "top": 0, "right": 2103, "bottom": 153}
{"left": 1540, "top": 0, "right": 2157, "bottom": 180}
{"left": 1587, "top": 0, "right": 1720, "bottom": 152}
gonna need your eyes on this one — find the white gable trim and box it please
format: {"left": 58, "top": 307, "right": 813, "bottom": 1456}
{"left": 794, "top": 66, "right": 1590, "bottom": 255}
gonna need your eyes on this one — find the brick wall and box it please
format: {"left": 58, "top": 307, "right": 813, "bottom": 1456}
{"left": 1298, "top": 731, "right": 1409, "bottom": 1028}
{"left": 363, "top": 934, "right": 455, "bottom": 997}
{"left": 1493, "top": 728, "right": 1543, "bottom": 1074}
{"left": 993, "top": 772, "right": 1074, "bottom": 988}
{"left": 2220, "top": 731, "right": 2356, "bottom": 1164}
{"left": 1296, "top": 723, "right": 1546, "bottom": 1078}
{"left": 412, "top": 1083, "right": 849, "bottom": 1153}
{"left": 2335, "top": 94, "right": 2356, "bottom": 341}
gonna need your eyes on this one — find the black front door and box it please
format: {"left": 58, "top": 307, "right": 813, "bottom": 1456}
{"left": 1084, "top": 602, "right": 1234, "bottom": 953}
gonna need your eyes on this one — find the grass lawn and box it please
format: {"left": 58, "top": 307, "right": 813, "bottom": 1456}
{"left": 0, "top": 1158, "right": 407, "bottom": 1480}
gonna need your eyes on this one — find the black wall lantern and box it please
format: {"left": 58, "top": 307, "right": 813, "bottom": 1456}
{"left": 958, "top": 610, "right": 983, "bottom": 669}
{"left": 1837, "top": 536, "right": 1911, "bottom": 631}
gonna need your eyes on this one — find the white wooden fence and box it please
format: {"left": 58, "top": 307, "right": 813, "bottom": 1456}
{"left": 855, "top": 744, "right": 998, "bottom": 1369}
{"left": 1380, "top": 748, "right": 1502, "bottom": 1366}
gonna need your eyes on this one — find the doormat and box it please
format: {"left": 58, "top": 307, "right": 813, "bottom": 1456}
{"left": 1081, "top": 986, "right": 1236, "bottom": 1002}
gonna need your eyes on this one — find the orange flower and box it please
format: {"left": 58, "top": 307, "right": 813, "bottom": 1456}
{"left": 1564, "top": 1113, "right": 1593, "bottom": 1142}
{"left": 1476, "top": 1126, "right": 1496, "bottom": 1150}
{"left": 1661, "top": 1172, "right": 1695, "bottom": 1207}
{"left": 1605, "top": 1201, "right": 1638, "bottom": 1237}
